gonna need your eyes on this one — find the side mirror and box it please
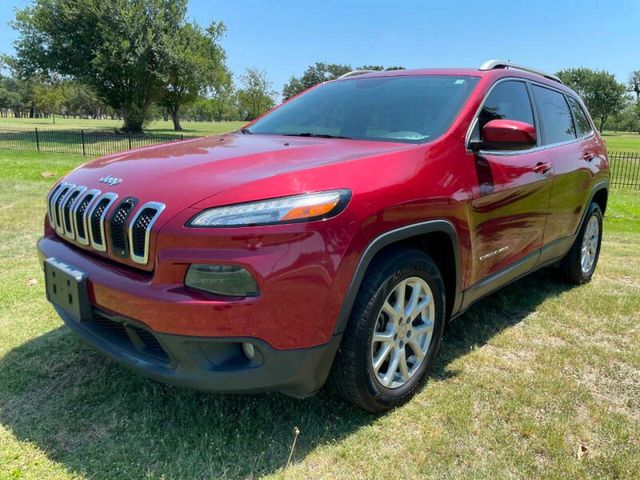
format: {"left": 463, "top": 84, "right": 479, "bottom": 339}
{"left": 473, "top": 119, "right": 537, "bottom": 151}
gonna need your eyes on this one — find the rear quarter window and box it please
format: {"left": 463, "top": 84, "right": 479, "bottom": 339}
{"left": 531, "top": 85, "right": 576, "bottom": 145}
{"left": 567, "top": 96, "right": 593, "bottom": 137}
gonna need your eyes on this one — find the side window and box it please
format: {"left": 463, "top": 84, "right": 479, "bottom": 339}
{"left": 567, "top": 96, "right": 593, "bottom": 137}
{"left": 477, "top": 81, "right": 535, "bottom": 136}
{"left": 532, "top": 85, "right": 576, "bottom": 144}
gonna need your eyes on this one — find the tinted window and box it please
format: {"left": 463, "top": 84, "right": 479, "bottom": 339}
{"left": 532, "top": 85, "right": 576, "bottom": 144}
{"left": 248, "top": 76, "right": 479, "bottom": 143}
{"left": 567, "top": 96, "right": 592, "bottom": 137}
{"left": 477, "top": 81, "right": 534, "bottom": 134}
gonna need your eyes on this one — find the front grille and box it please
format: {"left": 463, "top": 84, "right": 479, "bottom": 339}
{"left": 110, "top": 198, "right": 137, "bottom": 257}
{"left": 46, "top": 182, "right": 164, "bottom": 266}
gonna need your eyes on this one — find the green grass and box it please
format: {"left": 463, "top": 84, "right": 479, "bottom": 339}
{"left": 0, "top": 150, "right": 639, "bottom": 479}
{"left": 0, "top": 116, "right": 246, "bottom": 136}
{"left": 602, "top": 131, "right": 640, "bottom": 153}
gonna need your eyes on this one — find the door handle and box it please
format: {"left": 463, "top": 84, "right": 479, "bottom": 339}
{"left": 533, "top": 162, "right": 552, "bottom": 176}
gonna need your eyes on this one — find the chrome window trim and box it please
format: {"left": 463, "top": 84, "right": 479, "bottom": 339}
{"left": 62, "top": 186, "right": 87, "bottom": 240}
{"left": 128, "top": 202, "right": 166, "bottom": 265}
{"left": 465, "top": 76, "right": 596, "bottom": 157}
{"left": 54, "top": 184, "right": 76, "bottom": 235}
{"left": 87, "top": 192, "right": 118, "bottom": 252}
{"left": 71, "top": 188, "right": 101, "bottom": 246}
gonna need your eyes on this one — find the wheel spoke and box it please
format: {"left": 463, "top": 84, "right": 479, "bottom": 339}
{"left": 372, "top": 342, "right": 393, "bottom": 372}
{"left": 373, "top": 330, "right": 394, "bottom": 344}
{"left": 398, "top": 348, "right": 409, "bottom": 381}
{"left": 382, "top": 348, "right": 401, "bottom": 387}
{"left": 382, "top": 300, "right": 401, "bottom": 322}
{"left": 407, "top": 338, "right": 425, "bottom": 361}
{"left": 405, "top": 281, "right": 421, "bottom": 318}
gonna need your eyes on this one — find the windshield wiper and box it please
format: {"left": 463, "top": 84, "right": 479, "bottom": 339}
{"left": 240, "top": 127, "right": 252, "bottom": 134}
{"left": 281, "top": 132, "right": 354, "bottom": 139}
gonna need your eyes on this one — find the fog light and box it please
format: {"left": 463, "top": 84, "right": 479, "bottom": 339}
{"left": 185, "top": 264, "right": 259, "bottom": 297}
{"left": 242, "top": 342, "right": 255, "bottom": 360}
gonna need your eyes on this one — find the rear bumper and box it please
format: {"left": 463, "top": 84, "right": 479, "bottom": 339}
{"left": 54, "top": 306, "right": 341, "bottom": 397}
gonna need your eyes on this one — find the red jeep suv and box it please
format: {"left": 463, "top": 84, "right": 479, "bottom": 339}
{"left": 39, "top": 60, "right": 609, "bottom": 411}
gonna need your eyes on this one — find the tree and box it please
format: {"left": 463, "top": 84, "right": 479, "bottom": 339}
{"left": 557, "top": 68, "right": 628, "bottom": 131}
{"left": 282, "top": 62, "right": 405, "bottom": 100}
{"left": 237, "top": 68, "right": 276, "bottom": 121}
{"left": 628, "top": 71, "right": 640, "bottom": 102}
{"left": 159, "top": 21, "right": 230, "bottom": 130}
{"left": 13, "top": 0, "right": 189, "bottom": 132}
{"left": 33, "top": 79, "right": 65, "bottom": 123}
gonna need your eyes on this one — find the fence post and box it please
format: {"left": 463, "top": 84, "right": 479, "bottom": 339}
{"left": 35, "top": 128, "right": 40, "bottom": 152}
{"left": 128, "top": 131, "right": 132, "bottom": 150}
{"left": 81, "top": 129, "right": 86, "bottom": 156}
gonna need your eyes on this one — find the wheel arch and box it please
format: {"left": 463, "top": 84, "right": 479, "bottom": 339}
{"left": 333, "top": 220, "right": 462, "bottom": 335}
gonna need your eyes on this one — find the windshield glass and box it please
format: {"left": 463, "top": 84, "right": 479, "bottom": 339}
{"left": 246, "top": 75, "right": 479, "bottom": 143}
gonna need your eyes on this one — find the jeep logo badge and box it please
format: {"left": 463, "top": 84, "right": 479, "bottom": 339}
{"left": 99, "top": 175, "right": 122, "bottom": 186}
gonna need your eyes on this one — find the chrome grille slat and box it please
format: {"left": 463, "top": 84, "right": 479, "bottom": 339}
{"left": 87, "top": 192, "right": 118, "bottom": 252}
{"left": 47, "top": 183, "right": 64, "bottom": 227}
{"left": 54, "top": 184, "right": 75, "bottom": 235}
{"left": 110, "top": 198, "right": 137, "bottom": 258}
{"left": 63, "top": 186, "right": 87, "bottom": 239}
{"left": 128, "top": 202, "right": 165, "bottom": 265}
{"left": 72, "top": 189, "right": 101, "bottom": 246}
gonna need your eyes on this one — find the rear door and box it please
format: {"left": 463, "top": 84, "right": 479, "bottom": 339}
{"left": 465, "top": 80, "right": 553, "bottom": 293}
{"left": 530, "top": 85, "right": 596, "bottom": 261}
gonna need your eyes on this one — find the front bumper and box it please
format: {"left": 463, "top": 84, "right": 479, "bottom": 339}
{"left": 54, "top": 305, "right": 341, "bottom": 397}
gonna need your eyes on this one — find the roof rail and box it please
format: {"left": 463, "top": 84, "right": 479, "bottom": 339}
{"left": 479, "top": 59, "right": 563, "bottom": 84}
{"left": 338, "top": 69, "right": 377, "bottom": 79}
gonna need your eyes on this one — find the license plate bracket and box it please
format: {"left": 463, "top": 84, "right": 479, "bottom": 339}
{"left": 44, "top": 257, "right": 91, "bottom": 322}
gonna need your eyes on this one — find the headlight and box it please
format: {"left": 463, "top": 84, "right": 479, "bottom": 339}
{"left": 187, "top": 189, "right": 351, "bottom": 227}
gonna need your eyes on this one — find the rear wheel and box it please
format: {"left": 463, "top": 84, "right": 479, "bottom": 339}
{"left": 559, "top": 202, "right": 603, "bottom": 284}
{"left": 329, "top": 248, "right": 446, "bottom": 412}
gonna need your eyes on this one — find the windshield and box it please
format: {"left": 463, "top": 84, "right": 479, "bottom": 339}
{"left": 246, "top": 75, "right": 479, "bottom": 143}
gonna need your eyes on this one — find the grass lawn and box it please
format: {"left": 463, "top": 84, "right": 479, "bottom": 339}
{"left": 0, "top": 150, "right": 639, "bottom": 479}
{"left": 0, "top": 116, "right": 246, "bottom": 136}
{"left": 602, "top": 132, "right": 640, "bottom": 153}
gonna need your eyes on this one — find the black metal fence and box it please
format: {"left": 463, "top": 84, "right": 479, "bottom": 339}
{"left": 0, "top": 127, "right": 196, "bottom": 157}
{"left": 0, "top": 126, "right": 639, "bottom": 189}
{"left": 609, "top": 152, "right": 640, "bottom": 190}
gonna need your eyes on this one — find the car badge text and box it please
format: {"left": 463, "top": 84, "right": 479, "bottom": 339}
{"left": 99, "top": 175, "right": 122, "bottom": 186}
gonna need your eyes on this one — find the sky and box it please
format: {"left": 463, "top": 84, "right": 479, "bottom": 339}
{"left": 1, "top": 0, "right": 639, "bottom": 98}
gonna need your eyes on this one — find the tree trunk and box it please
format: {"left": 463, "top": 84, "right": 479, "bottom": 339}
{"left": 599, "top": 116, "right": 607, "bottom": 133}
{"left": 171, "top": 108, "right": 182, "bottom": 131}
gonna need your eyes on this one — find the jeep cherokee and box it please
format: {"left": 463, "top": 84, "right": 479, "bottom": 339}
{"left": 38, "top": 60, "right": 609, "bottom": 411}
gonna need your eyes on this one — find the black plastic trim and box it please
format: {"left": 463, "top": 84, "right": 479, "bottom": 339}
{"left": 53, "top": 306, "right": 341, "bottom": 398}
{"left": 333, "top": 219, "right": 462, "bottom": 334}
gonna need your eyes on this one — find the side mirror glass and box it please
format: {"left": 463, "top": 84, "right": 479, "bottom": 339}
{"left": 474, "top": 119, "right": 537, "bottom": 151}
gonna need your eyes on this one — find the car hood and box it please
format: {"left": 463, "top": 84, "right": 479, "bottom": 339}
{"left": 63, "top": 133, "right": 415, "bottom": 209}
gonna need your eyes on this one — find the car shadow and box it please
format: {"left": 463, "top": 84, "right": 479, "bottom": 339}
{"left": 0, "top": 269, "right": 571, "bottom": 478}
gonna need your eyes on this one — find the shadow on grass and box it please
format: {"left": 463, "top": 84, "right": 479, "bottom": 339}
{"left": 0, "top": 269, "right": 571, "bottom": 479}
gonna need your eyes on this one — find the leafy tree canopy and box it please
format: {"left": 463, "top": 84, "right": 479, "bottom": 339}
{"left": 557, "top": 68, "right": 628, "bottom": 132}
{"left": 237, "top": 68, "right": 276, "bottom": 121}
{"left": 282, "top": 62, "right": 404, "bottom": 100}
{"left": 13, "top": 0, "right": 227, "bottom": 132}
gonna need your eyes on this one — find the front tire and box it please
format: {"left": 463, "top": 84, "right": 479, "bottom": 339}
{"left": 329, "top": 248, "right": 446, "bottom": 412}
{"left": 559, "top": 202, "right": 603, "bottom": 284}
